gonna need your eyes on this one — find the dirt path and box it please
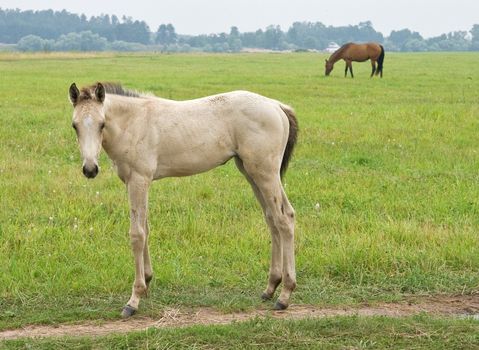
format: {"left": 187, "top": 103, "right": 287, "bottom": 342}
{"left": 1, "top": 295, "right": 478, "bottom": 340}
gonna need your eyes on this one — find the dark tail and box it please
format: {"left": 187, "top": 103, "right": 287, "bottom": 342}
{"left": 376, "top": 45, "right": 385, "bottom": 77}
{"left": 279, "top": 104, "right": 298, "bottom": 179}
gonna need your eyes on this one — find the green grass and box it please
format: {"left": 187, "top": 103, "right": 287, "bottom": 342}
{"left": 0, "top": 52, "right": 478, "bottom": 330}
{"left": 3, "top": 315, "right": 479, "bottom": 349}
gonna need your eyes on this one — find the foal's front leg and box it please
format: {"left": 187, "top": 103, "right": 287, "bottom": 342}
{"left": 144, "top": 218, "right": 153, "bottom": 287}
{"left": 122, "top": 173, "right": 151, "bottom": 318}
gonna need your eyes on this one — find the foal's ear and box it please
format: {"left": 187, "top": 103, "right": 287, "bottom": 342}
{"left": 69, "top": 83, "right": 80, "bottom": 105}
{"left": 95, "top": 82, "right": 105, "bottom": 103}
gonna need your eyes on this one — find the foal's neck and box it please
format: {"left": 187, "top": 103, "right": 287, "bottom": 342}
{"left": 104, "top": 95, "right": 141, "bottom": 125}
{"left": 102, "top": 95, "right": 142, "bottom": 151}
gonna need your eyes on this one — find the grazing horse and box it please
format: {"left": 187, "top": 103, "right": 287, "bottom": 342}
{"left": 68, "top": 82, "right": 298, "bottom": 317}
{"left": 325, "top": 42, "right": 385, "bottom": 78}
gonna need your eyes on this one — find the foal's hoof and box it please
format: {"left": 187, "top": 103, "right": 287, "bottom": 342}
{"left": 121, "top": 305, "right": 137, "bottom": 318}
{"left": 273, "top": 301, "right": 288, "bottom": 310}
{"left": 261, "top": 292, "right": 273, "bottom": 301}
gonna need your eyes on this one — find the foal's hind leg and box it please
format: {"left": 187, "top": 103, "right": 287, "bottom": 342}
{"left": 235, "top": 158, "right": 283, "bottom": 300}
{"left": 241, "top": 160, "right": 296, "bottom": 309}
{"left": 275, "top": 187, "right": 296, "bottom": 309}
{"left": 258, "top": 176, "right": 295, "bottom": 310}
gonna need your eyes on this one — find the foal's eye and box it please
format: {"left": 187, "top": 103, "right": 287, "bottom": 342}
{"left": 99, "top": 122, "right": 105, "bottom": 131}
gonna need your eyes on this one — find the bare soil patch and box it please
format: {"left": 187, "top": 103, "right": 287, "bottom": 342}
{"left": 1, "top": 295, "right": 478, "bottom": 340}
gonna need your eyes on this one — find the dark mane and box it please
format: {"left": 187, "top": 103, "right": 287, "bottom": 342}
{"left": 79, "top": 82, "right": 142, "bottom": 102}
{"left": 102, "top": 82, "right": 142, "bottom": 98}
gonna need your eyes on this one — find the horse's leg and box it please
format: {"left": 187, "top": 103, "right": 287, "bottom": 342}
{"left": 122, "top": 173, "right": 150, "bottom": 318}
{"left": 144, "top": 218, "right": 153, "bottom": 288}
{"left": 344, "top": 62, "right": 348, "bottom": 77}
{"left": 370, "top": 60, "right": 376, "bottom": 77}
{"left": 242, "top": 161, "right": 296, "bottom": 310}
{"left": 349, "top": 61, "right": 354, "bottom": 78}
{"left": 234, "top": 158, "right": 282, "bottom": 300}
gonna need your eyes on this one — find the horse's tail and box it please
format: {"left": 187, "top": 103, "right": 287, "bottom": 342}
{"left": 376, "top": 45, "right": 385, "bottom": 76}
{"left": 279, "top": 104, "right": 298, "bottom": 179}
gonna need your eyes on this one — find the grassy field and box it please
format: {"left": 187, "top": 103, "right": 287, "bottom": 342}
{"left": 0, "top": 51, "right": 478, "bottom": 345}
{"left": 4, "top": 315, "right": 479, "bottom": 349}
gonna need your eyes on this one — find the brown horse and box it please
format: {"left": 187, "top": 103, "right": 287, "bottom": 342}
{"left": 325, "top": 42, "right": 384, "bottom": 78}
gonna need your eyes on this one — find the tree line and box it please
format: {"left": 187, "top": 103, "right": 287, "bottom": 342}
{"left": 2, "top": 8, "right": 479, "bottom": 52}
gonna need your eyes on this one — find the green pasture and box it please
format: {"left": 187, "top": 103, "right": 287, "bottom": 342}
{"left": 0, "top": 52, "right": 478, "bottom": 334}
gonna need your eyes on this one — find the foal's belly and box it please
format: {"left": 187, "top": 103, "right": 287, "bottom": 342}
{"left": 153, "top": 145, "right": 235, "bottom": 179}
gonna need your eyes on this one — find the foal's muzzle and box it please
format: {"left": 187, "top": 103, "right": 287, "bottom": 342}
{"left": 82, "top": 164, "right": 99, "bottom": 179}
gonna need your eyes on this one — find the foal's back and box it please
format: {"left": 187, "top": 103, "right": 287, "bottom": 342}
{"left": 123, "top": 91, "right": 290, "bottom": 179}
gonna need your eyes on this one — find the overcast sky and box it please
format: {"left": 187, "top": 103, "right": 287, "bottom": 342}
{"left": 2, "top": 0, "right": 477, "bottom": 38}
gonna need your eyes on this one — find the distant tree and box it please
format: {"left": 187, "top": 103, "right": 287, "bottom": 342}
{"left": 304, "top": 36, "right": 317, "bottom": 49}
{"left": 240, "top": 31, "right": 260, "bottom": 47}
{"left": 155, "top": 24, "right": 177, "bottom": 45}
{"left": 470, "top": 24, "right": 479, "bottom": 50}
{"left": 163, "top": 43, "right": 192, "bottom": 53}
{"left": 213, "top": 42, "right": 229, "bottom": 52}
{"left": 228, "top": 38, "right": 242, "bottom": 52}
{"left": 186, "top": 34, "right": 209, "bottom": 47}
{"left": 3, "top": 7, "right": 479, "bottom": 52}
{"left": 428, "top": 31, "right": 470, "bottom": 51}
{"left": 403, "top": 39, "right": 428, "bottom": 52}
{"left": 89, "top": 14, "right": 114, "bottom": 41}
{"left": 356, "top": 21, "right": 384, "bottom": 42}
{"left": 203, "top": 33, "right": 228, "bottom": 47}
{"left": 54, "top": 31, "right": 107, "bottom": 51}
{"left": 111, "top": 15, "right": 119, "bottom": 26}
{"left": 253, "top": 29, "right": 265, "bottom": 47}
{"left": 263, "top": 25, "right": 284, "bottom": 50}
{"left": 424, "top": 34, "right": 446, "bottom": 51}
{"left": 115, "top": 17, "right": 150, "bottom": 44}
{"left": 54, "top": 32, "right": 81, "bottom": 51}
{"left": 388, "top": 29, "right": 423, "bottom": 51}
{"left": 284, "top": 21, "right": 384, "bottom": 50}
{"left": 79, "top": 31, "right": 107, "bottom": 50}
{"left": 0, "top": 8, "right": 155, "bottom": 44}
{"left": 228, "top": 26, "right": 242, "bottom": 52}
{"left": 107, "top": 40, "right": 146, "bottom": 51}
{"left": 17, "top": 35, "right": 45, "bottom": 51}
{"left": 229, "top": 26, "right": 239, "bottom": 38}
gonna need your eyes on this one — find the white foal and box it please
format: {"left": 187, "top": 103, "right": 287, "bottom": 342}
{"left": 69, "top": 82, "right": 298, "bottom": 317}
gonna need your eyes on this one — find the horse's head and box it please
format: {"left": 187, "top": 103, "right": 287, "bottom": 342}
{"left": 69, "top": 82, "right": 106, "bottom": 179}
{"left": 325, "top": 59, "right": 334, "bottom": 76}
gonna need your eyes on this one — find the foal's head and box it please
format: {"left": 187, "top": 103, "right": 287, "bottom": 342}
{"left": 69, "top": 82, "right": 106, "bottom": 179}
{"left": 324, "top": 59, "right": 334, "bottom": 76}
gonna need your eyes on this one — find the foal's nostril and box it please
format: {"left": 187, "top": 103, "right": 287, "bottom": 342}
{"left": 82, "top": 164, "right": 99, "bottom": 179}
